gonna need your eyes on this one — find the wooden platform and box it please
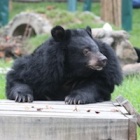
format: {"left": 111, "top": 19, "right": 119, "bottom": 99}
{"left": 0, "top": 100, "right": 137, "bottom": 140}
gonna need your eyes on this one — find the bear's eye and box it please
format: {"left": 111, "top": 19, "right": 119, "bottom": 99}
{"left": 83, "top": 48, "right": 90, "bottom": 56}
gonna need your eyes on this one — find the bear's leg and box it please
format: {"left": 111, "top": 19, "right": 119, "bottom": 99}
{"left": 65, "top": 81, "right": 110, "bottom": 104}
{"left": 6, "top": 82, "right": 34, "bottom": 103}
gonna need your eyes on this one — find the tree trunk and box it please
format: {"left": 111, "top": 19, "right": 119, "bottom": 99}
{"left": 101, "top": 0, "right": 121, "bottom": 27}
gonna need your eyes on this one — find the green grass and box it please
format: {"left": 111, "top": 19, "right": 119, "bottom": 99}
{"left": 10, "top": 1, "right": 66, "bottom": 19}
{"left": 9, "top": 1, "right": 100, "bottom": 20}
{"left": 0, "top": 74, "right": 6, "bottom": 99}
{"left": 10, "top": 1, "right": 102, "bottom": 29}
{"left": 130, "top": 8, "right": 140, "bottom": 47}
{"left": 1, "top": 1, "right": 140, "bottom": 138}
{"left": 0, "top": 60, "right": 11, "bottom": 99}
{"left": 0, "top": 59, "right": 13, "bottom": 67}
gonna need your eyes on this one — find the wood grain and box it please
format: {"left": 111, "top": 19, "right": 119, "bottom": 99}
{"left": 0, "top": 100, "right": 136, "bottom": 140}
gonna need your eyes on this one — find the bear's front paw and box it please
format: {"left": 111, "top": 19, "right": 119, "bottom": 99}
{"left": 65, "top": 93, "right": 89, "bottom": 105}
{"left": 12, "top": 85, "right": 34, "bottom": 103}
{"left": 15, "top": 92, "right": 34, "bottom": 103}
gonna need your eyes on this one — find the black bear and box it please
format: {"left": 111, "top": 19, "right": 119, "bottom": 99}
{"left": 6, "top": 26, "right": 123, "bottom": 104}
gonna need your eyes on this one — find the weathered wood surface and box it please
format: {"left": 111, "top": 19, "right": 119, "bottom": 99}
{"left": 116, "top": 95, "right": 140, "bottom": 127}
{"left": 0, "top": 100, "right": 137, "bottom": 140}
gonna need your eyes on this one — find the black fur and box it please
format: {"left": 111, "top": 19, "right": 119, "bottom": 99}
{"left": 6, "top": 26, "right": 123, "bottom": 104}
{"left": 134, "top": 47, "right": 140, "bottom": 62}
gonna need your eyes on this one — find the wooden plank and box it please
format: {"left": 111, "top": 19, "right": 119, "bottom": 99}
{"left": 0, "top": 111, "right": 128, "bottom": 120}
{"left": 0, "top": 100, "right": 128, "bottom": 115}
{"left": 0, "top": 103, "right": 125, "bottom": 111}
{"left": 0, "top": 116, "right": 129, "bottom": 140}
{"left": 0, "top": 99, "right": 136, "bottom": 140}
{"left": 0, "top": 100, "right": 129, "bottom": 119}
{"left": 128, "top": 118, "right": 137, "bottom": 140}
{"left": 116, "top": 96, "right": 140, "bottom": 126}
{"left": 0, "top": 106, "right": 128, "bottom": 115}
{"left": 0, "top": 105, "right": 123, "bottom": 113}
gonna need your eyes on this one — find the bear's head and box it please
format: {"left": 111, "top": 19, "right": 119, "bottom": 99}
{"left": 51, "top": 26, "right": 107, "bottom": 76}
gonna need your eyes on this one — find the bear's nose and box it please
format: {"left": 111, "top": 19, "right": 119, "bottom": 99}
{"left": 99, "top": 56, "right": 107, "bottom": 67}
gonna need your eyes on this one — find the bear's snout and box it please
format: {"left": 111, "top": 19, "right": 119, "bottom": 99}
{"left": 88, "top": 53, "right": 107, "bottom": 71}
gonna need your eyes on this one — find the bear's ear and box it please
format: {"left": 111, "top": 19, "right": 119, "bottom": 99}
{"left": 86, "top": 26, "right": 92, "bottom": 37}
{"left": 51, "top": 26, "right": 66, "bottom": 42}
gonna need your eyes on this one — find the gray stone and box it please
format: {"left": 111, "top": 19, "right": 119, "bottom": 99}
{"left": 92, "top": 26, "right": 138, "bottom": 66}
{"left": 4, "top": 12, "right": 52, "bottom": 37}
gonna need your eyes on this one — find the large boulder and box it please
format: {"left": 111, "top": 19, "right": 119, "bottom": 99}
{"left": 92, "top": 23, "right": 138, "bottom": 67}
{"left": 4, "top": 12, "right": 52, "bottom": 37}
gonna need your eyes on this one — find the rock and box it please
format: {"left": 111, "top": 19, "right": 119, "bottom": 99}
{"left": 123, "top": 63, "right": 140, "bottom": 76}
{"left": 92, "top": 25, "right": 138, "bottom": 66}
{"left": 4, "top": 12, "right": 52, "bottom": 37}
